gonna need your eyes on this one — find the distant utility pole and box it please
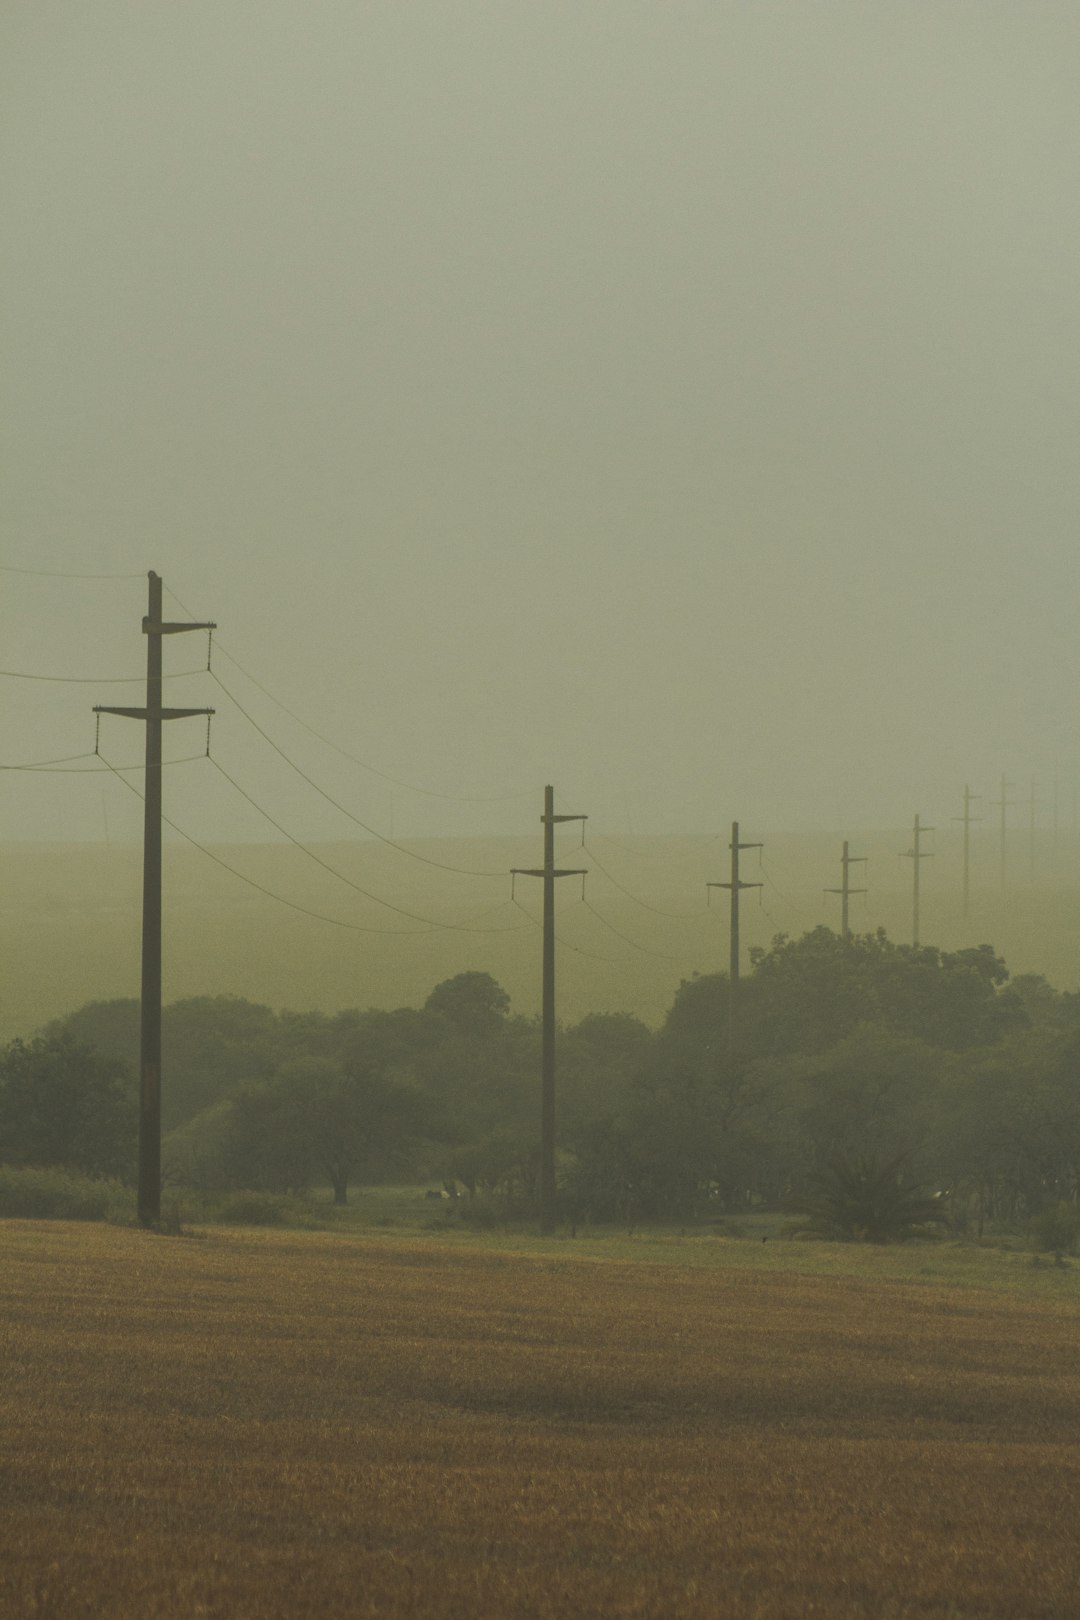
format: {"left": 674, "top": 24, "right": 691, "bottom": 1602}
{"left": 953, "top": 785, "right": 981, "bottom": 920}
{"left": 94, "top": 571, "right": 215, "bottom": 1227}
{"left": 825, "top": 840, "right": 866, "bottom": 939}
{"left": 708, "top": 821, "right": 762, "bottom": 1059}
{"left": 900, "top": 813, "right": 933, "bottom": 947}
{"left": 511, "top": 785, "right": 586, "bottom": 1236}
{"left": 992, "top": 774, "right": 1013, "bottom": 894}
{"left": 1028, "top": 776, "right": 1042, "bottom": 883}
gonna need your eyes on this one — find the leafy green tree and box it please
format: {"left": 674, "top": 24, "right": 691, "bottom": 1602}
{"left": 745, "top": 928, "right": 1023, "bottom": 1057}
{"left": 220, "top": 1051, "right": 427, "bottom": 1205}
{"left": 792, "top": 1152, "right": 949, "bottom": 1243}
{"left": 47, "top": 995, "right": 282, "bottom": 1130}
{"left": 0, "top": 1034, "right": 135, "bottom": 1177}
{"left": 424, "top": 972, "right": 511, "bottom": 1038}
{"left": 792, "top": 1025, "right": 943, "bottom": 1172}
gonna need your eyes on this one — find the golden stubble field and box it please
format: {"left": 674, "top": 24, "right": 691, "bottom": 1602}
{"left": 2, "top": 1223, "right": 1079, "bottom": 1619}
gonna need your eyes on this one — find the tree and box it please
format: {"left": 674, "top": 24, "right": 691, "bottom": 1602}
{"left": 424, "top": 972, "right": 511, "bottom": 1038}
{"left": 220, "top": 1052, "right": 427, "bottom": 1205}
{"left": 792, "top": 1151, "right": 948, "bottom": 1243}
{"left": 745, "top": 928, "right": 1023, "bottom": 1057}
{"left": 0, "top": 1034, "right": 135, "bottom": 1177}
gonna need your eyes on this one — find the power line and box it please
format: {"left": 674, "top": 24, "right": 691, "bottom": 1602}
{"left": 579, "top": 896, "right": 677, "bottom": 960}
{"left": 100, "top": 753, "right": 446, "bottom": 938}
{"left": 205, "top": 753, "right": 531, "bottom": 936}
{"left": 581, "top": 837, "right": 708, "bottom": 919}
{"left": 0, "top": 563, "right": 145, "bottom": 580}
{"left": 1, "top": 751, "right": 100, "bottom": 771}
{"left": 164, "top": 582, "right": 537, "bottom": 807}
{"left": 0, "top": 667, "right": 206, "bottom": 685}
{"left": 209, "top": 670, "right": 508, "bottom": 880}
{"left": 757, "top": 855, "right": 813, "bottom": 919}
{"left": 510, "top": 895, "right": 622, "bottom": 965}
{"left": 3, "top": 752, "right": 207, "bottom": 773}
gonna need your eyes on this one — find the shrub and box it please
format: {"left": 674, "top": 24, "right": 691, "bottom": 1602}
{"left": 212, "top": 1191, "right": 314, "bottom": 1227}
{"left": 1029, "top": 1201, "right": 1080, "bottom": 1257}
{"left": 792, "top": 1153, "right": 949, "bottom": 1243}
{"left": 0, "top": 1165, "right": 134, "bottom": 1222}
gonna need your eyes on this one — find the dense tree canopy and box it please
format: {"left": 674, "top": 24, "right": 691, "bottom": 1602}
{"left": 0, "top": 1034, "right": 134, "bottom": 1177}
{"left": 19, "top": 926, "right": 1080, "bottom": 1234}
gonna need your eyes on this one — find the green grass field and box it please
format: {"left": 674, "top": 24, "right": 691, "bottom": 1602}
{"left": 3, "top": 1218, "right": 1080, "bottom": 1617}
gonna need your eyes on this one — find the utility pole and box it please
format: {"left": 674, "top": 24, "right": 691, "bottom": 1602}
{"left": 1028, "top": 776, "right": 1042, "bottom": 883}
{"left": 900, "top": 813, "right": 933, "bottom": 947}
{"left": 511, "top": 785, "right": 586, "bottom": 1235}
{"left": 952, "top": 786, "right": 981, "bottom": 920}
{"left": 824, "top": 840, "right": 866, "bottom": 939}
{"left": 708, "top": 821, "right": 762, "bottom": 1059}
{"left": 992, "top": 774, "right": 1013, "bottom": 894}
{"left": 94, "top": 572, "right": 215, "bottom": 1227}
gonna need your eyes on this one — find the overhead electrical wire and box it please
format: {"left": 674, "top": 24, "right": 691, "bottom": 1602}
{"left": 578, "top": 896, "right": 677, "bottom": 960}
{"left": 0, "top": 563, "right": 146, "bottom": 580}
{"left": 1, "top": 751, "right": 101, "bottom": 771}
{"left": 204, "top": 753, "right": 530, "bottom": 936}
{"left": 98, "top": 753, "right": 459, "bottom": 938}
{"left": 0, "top": 667, "right": 206, "bottom": 685}
{"left": 3, "top": 752, "right": 207, "bottom": 774}
{"left": 581, "top": 837, "right": 708, "bottom": 920}
{"left": 757, "top": 854, "right": 813, "bottom": 920}
{"left": 208, "top": 670, "right": 513, "bottom": 881}
{"left": 509, "top": 895, "right": 626, "bottom": 965}
{"left": 164, "top": 581, "right": 538, "bottom": 808}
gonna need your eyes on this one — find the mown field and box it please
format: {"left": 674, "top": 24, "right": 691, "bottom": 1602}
{"left": 3, "top": 1222, "right": 1080, "bottom": 1619}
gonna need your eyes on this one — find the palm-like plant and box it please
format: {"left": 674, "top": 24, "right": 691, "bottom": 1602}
{"left": 795, "top": 1151, "right": 948, "bottom": 1243}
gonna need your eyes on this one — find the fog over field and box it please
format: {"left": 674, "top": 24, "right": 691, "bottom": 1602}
{"left": 6, "top": 826, "right": 1080, "bottom": 1043}
{"left": 4, "top": 4, "right": 1080, "bottom": 1009}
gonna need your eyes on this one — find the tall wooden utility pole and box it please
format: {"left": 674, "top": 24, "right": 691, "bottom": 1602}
{"left": 95, "top": 572, "right": 215, "bottom": 1226}
{"left": 511, "top": 785, "right": 586, "bottom": 1235}
{"left": 708, "top": 821, "right": 762, "bottom": 1059}
{"left": 993, "top": 774, "right": 1013, "bottom": 894}
{"left": 1028, "top": 777, "right": 1042, "bottom": 883}
{"left": 953, "top": 786, "right": 981, "bottom": 920}
{"left": 825, "top": 840, "right": 866, "bottom": 939}
{"left": 900, "top": 813, "right": 933, "bottom": 947}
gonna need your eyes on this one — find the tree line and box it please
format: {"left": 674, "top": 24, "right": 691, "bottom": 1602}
{"left": 3, "top": 928, "right": 1080, "bottom": 1234}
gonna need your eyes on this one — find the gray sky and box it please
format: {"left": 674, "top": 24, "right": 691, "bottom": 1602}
{"left": 4, "top": 1, "right": 1080, "bottom": 853}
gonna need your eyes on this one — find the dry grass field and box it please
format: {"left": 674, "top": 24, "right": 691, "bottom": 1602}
{"left": 2, "top": 1222, "right": 1080, "bottom": 1619}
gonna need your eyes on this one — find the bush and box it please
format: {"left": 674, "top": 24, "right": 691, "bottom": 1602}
{"left": 212, "top": 1191, "right": 314, "bottom": 1227}
{"left": 0, "top": 1165, "right": 134, "bottom": 1222}
{"left": 1029, "top": 1201, "right": 1080, "bottom": 1257}
{"left": 792, "top": 1153, "right": 949, "bottom": 1244}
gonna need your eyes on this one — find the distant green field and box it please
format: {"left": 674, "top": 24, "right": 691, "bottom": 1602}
{"left": 161, "top": 1181, "right": 1067, "bottom": 1302}
{"left": 6, "top": 831, "right": 1080, "bottom": 1041}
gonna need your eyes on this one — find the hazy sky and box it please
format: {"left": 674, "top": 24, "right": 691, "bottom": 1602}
{"left": 4, "top": 1, "right": 1080, "bottom": 853}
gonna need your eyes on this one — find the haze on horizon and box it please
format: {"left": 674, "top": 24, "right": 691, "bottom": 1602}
{"left": 3, "top": 2, "right": 1080, "bottom": 862}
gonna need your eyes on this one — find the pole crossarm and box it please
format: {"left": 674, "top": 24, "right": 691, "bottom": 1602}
{"left": 94, "top": 706, "right": 215, "bottom": 722}
{"left": 144, "top": 619, "right": 217, "bottom": 636}
{"left": 512, "top": 868, "right": 588, "bottom": 880}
